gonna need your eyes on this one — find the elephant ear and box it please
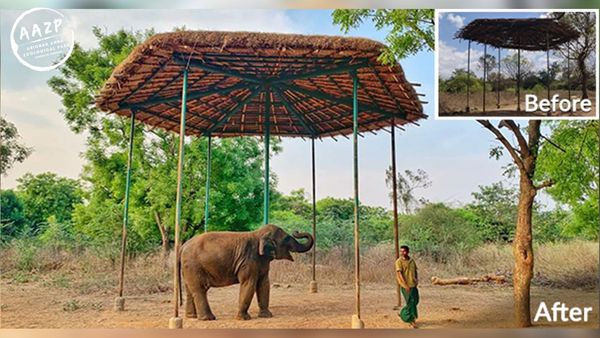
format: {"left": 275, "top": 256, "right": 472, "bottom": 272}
{"left": 259, "top": 236, "right": 275, "bottom": 256}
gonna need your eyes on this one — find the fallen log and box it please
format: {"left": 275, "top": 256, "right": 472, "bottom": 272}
{"left": 431, "top": 274, "right": 506, "bottom": 286}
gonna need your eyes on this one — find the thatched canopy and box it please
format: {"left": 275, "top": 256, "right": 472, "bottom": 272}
{"left": 96, "top": 31, "right": 426, "bottom": 138}
{"left": 456, "top": 18, "right": 579, "bottom": 51}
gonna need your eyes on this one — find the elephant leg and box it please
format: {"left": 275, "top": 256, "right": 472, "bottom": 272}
{"left": 256, "top": 274, "right": 272, "bottom": 318}
{"left": 185, "top": 288, "right": 197, "bottom": 318}
{"left": 236, "top": 277, "right": 257, "bottom": 320}
{"left": 187, "top": 282, "right": 216, "bottom": 321}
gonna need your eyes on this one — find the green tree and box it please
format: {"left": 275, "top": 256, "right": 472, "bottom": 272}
{"left": 332, "top": 9, "right": 434, "bottom": 63}
{"left": 0, "top": 190, "right": 26, "bottom": 240}
{"left": 16, "top": 172, "right": 82, "bottom": 233}
{"left": 48, "top": 27, "right": 275, "bottom": 253}
{"left": 536, "top": 120, "right": 599, "bottom": 240}
{"left": 0, "top": 116, "right": 32, "bottom": 175}
{"left": 440, "top": 69, "right": 482, "bottom": 93}
{"left": 467, "top": 181, "right": 518, "bottom": 242}
{"left": 478, "top": 119, "right": 553, "bottom": 327}
{"left": 400, "top": 203, "right": 481, "bottom": 262}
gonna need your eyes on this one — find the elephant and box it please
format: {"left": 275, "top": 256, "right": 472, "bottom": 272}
{"left": 180, "top": 223, "right": 314, "bottom": 320}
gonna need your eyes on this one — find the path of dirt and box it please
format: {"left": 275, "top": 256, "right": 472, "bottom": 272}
{"left": 1, "top": 279, "right": 598, "bottom": 329}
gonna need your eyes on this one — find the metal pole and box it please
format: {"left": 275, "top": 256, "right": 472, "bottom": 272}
{"left": 466, "top": 40, "right": 471, "bottom": 112}
{"left": 483, "top": 44, "right": 487, "bottom": 113}
{"left": 263, "top": 87, "right": 271, "bottom": 225}
{"left": 204, "top": 134, "right": 212, "bottom": 232}
{"left": 115, "top": 109, "right": 136, "bottom": 311}
{"left": 546, "top": 32, "right": 551, "bottom": 105}
{"left": 567, "top": 42, "right": 571, "bottom": 99}
{"left": 310, "top": 137, "right": 318, "bottom": 293}
{"left": 390, "top": 119, "right": 401, "bottom": 309}
{"left": 517, "top": 48, "right": 521, "bottom": 112}
{"left": 497, "top": 48, "right": 501, "bottom": 109}
{"left": 350, "top": 71, "right": 364, "bottom": 329}
{"left": 169, "top": 68, "right": 188, "bottom": 329}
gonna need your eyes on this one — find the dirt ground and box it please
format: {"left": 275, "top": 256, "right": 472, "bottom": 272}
{"left": 1, "top": 279, "right": 598, "bottom": 329}
{"left": 439, "top": 90, "right": 597, "bottom": 117}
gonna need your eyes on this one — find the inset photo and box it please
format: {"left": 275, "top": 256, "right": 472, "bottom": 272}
{"left": 436, "top": 10, "right": 598, "bottom": 119}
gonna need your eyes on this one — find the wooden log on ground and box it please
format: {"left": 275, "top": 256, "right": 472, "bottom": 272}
{"left": 431, "top": 274, "right": 506, "bottom": 286}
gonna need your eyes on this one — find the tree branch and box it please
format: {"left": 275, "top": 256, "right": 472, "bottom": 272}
{"left": 477, "top": 120, "right": 526, "bottom": 172}
{"left": 499, "top": 120, "right": 530, "bottom": 158}
{"left": 534, "top": 180, "right": 554, "bottom": 190}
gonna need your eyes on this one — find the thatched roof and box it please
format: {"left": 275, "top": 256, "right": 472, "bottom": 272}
{"left": 96, "top": 31, "right": 426, "bottom": 138}
{"left": 456, "top": 18, "right": 579, "bottom": 51}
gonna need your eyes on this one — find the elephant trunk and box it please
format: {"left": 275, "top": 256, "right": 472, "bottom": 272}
{"left": 289, "top": 231, "right": 314, "bottom": 253}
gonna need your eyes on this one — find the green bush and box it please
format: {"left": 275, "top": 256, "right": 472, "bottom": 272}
{"left": 399, "top": 203, "right": 481, "bottom": 262}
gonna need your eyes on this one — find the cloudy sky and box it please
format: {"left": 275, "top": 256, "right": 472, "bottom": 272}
{"left": 1, "top": 9, "right": 545, "bottom": 210}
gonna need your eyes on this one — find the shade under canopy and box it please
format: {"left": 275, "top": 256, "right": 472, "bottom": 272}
{"left": 456, "top": 18, "right": 580, "bottom": 51}
{"left": 96, "top": 31, "right": 426, "bottom": 138}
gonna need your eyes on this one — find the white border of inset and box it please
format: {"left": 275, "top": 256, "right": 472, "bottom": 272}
{"left": 434, "top": 8, "right": 599, "bottom": 120}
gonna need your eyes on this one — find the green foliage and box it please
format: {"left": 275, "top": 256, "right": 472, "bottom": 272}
{"left": 1, "top": 189, "right": 26, "bottom": 240}
{"left": 271, "top": 195, "right": 393, "bottom": 250}
{"left": 16, "top": 172, "right": 82, "bottom": 233}
{"left": 467, "top": 181, "right": 518, "bottom": 242}
{"left": 332, "top": 9, "right": 434, "bottom": 62}
{"left": 536, "top": 121, "right": 599, "bottom": 240}
{"left": 48, "top": 27, "right": 276, "bottom": 252}
{"left": 38, "top": 216, "right": 75, "bottom": 251}
{"left": 440, "top": 69, "right": 482, "bottom": 93}
{"left": 399, "top": 203, "right": 481, "bottom": 262}
{"left": 0, "top": 116, "right": 32, "bottom": 175}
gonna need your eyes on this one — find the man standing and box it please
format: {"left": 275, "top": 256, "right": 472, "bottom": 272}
{"left": 395, "top": 245, "right": 419, "bottom": 328}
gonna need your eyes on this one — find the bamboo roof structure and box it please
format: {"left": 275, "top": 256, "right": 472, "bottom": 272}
{"left": 96, "top": 31, "right": 426, "bottom": 138}
{"left": 456, "top": 18, "right": 580, "bottom": 51}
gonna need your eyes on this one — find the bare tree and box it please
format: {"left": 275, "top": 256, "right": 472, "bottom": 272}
{"left": 385, "top": 168, "right": 431, "bottom": 214}
{"left": 551, "top": 12, "right": 596, "bottom": 99}
{"left": 477, "top": 120, "right": 553, "bottom": 327}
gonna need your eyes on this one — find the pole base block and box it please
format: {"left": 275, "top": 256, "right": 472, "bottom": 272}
{"left": 351, "top": 314, "right": 364, "bottom": 328}
{"left": 309, "top": 280, "right": 318, "bottom": 293}
{"left": 114, "top": 297, "right": 125, "bottom": 311}
{"left": 169, "top": 317, "right": 183, "bottom": 329}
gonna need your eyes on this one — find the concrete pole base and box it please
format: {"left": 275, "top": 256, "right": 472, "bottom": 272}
{"left": 351, "top": 314, "right": 364, "bottom": 328}
{"left": 114, "top": 297, "right": 125, "bottom": 311}
{"left": 168, "top": 317, "right": 183, "bottom": 329}
{"left": 309, "top": 280, "right": 318, "bottom": 293}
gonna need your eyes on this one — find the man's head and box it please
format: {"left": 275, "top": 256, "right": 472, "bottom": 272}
{"left": 400, "top": 245, "right": 410, "bottom": 259}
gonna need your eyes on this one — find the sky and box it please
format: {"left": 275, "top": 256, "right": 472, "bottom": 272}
{"left": 438, "top": 11, "right": 569, "bottom": 79}
{"left": 2, "top": 8, "right": 551, "bottom": 210}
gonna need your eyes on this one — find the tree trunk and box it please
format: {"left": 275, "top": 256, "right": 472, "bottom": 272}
{"left": 513, "top": 175, "right": 536, "bottom": 327}
{"left": 578, "top": 56, "right": 589, "bottom": 99}
{"left": 154, "top": 211, "right": 169, "bottom": 260}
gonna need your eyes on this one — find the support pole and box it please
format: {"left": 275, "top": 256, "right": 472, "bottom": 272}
{"left": 517, "top": 48, "right": 521, "bottom": 112}
{"left": 483, "top": 44, "right": 487, "bottom": 113}
{"left": 115, "top": 109, "right": 136, "bottom": 312}
{"left": 169, "top": 68, "right": 188, "bottom": 329}
{"left": 390, "top": 119, "right": 401, "bottom": 309}
{"left": 309, "top": 137, "right": 318, "bottom": 293}
{"left": 546, "top": 32, "right": 551, "bottom": 116}
{"left": 263, "top": 87, "right": 271, "bottom": 225}
{"left": 204, "top": 134, "right": 212, "bottom": 232}
{"left": 466, "top": 40, "right": 471, "bottom": 112}
{"left": 350, "top": 71, "right": 364, "bottom": 329}
{"left": 497, "top": 48, "right": 501, "bottom": 109}
{"left": 567, "top": 42, "right": 571, "bottom": 99}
